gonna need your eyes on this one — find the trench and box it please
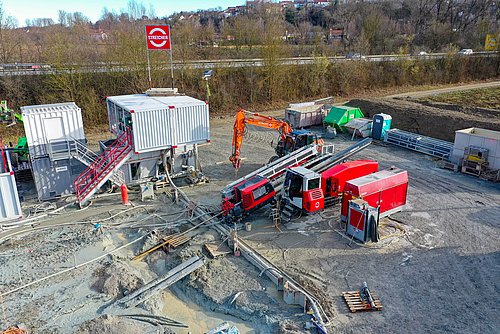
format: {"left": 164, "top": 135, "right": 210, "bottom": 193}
{"left": 161, "top": 286, "right": 256, "bottom": 333}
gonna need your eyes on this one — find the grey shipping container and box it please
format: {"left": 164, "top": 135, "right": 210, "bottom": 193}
{"left": 106, "top": 94, "right": 210, "bottom": 154}
{"left": 0, "top": 172, "right": 22, "bottom": 221}
{"left": 285, "top": 105, "right": 328, "bottom": 128}
{"left": 31, "top": 157, "right": 86, "bottom": 200}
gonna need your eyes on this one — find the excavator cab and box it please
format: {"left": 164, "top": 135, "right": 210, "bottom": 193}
{"left": 276, "top": 130, "right": 320, "bottom": 157}
{"left": 282, "top": 167, "right": 324, "bottom": 213}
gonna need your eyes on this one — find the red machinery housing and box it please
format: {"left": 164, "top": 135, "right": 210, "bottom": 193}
{"left": 321, "top": 160, "right": 378, "bottom": 198}
{"left": 283, "top": 161, "right": 379, "bottom": 214}
{"left": 225, "top": 175, "right": 276, "bottom": 216}
{"left": 341, "top": 168, "right": 408, "bottom": 220}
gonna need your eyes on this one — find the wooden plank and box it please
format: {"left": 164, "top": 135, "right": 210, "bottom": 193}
{"left": 204, "top": 243, "right": 231, "bottom": 258}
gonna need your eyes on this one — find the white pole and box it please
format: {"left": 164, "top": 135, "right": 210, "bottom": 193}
{"left": 169, "top": 50, "right": 174, "bottom": 89}
{"left": 147, "top": 50, "right": 152, "bottom": 89}
{"left": 169, "top": 25, "right": 174, "bottom": 89}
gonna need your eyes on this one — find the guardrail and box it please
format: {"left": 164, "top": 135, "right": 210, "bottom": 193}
{"left": 1, "top": 51, "right": 497, "bottom": 75}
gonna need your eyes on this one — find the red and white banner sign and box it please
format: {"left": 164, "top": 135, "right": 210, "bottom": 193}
{"left": 145, "top": 25, "right": 171, "bottom": 50}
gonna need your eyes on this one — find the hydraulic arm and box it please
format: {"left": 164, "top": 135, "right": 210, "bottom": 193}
{"left": 229, "top": 109, "right": 292, "bottom": 170}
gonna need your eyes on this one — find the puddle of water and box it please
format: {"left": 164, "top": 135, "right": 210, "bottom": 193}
{"left": 162, "top": 289, "right": 256, "bottom": 334}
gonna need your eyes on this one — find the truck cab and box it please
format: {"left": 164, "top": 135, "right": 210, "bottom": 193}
{"left": 282, "top": 167, "right": 324, "bottom": 213}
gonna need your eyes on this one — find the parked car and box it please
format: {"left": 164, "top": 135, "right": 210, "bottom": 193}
{"left": 346, "top": 53, "right": 366, "bottom": 60}
{"left": 458, "top": 49, "right": 473, "bottom": 55}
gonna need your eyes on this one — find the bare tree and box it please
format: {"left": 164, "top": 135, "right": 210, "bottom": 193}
{"left": 127, "top": 0, "right": 147, "bottom": 21}
{"left": 0, "top": 2, "right": 20, "bottom": 63}
{"left": 58, "top": 10, "right": 68, "bottom": 26}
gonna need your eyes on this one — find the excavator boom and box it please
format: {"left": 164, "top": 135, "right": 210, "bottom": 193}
{"left": 229, "top": 109, "right": 292, "bottom": 170}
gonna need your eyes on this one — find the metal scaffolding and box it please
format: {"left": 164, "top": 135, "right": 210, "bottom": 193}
{"left": 385, "top": 129, "right": 453, "bottom": 160}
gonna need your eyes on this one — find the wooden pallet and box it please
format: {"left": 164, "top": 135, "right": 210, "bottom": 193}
{"left": 161, "top": 234, "right": 190, "bottom": 252}
{"left": 342, "top": 291, "right": 383, "bottom": 313}
{"left": 132, "top": 234, "right": 190, "bottom": 261}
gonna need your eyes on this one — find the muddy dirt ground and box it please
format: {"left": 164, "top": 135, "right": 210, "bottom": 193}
{"left": 1, "top": 96, "right": 500, "bottom": 333}
{"left": 186, "top": 114, "right": 500, "bottom": 334}
{"left": 347, "top": 97, "right": 500, "bottom": 142}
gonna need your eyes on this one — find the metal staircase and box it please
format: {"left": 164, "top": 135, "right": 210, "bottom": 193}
{"left": 70, "top": 138, "right": 125, "bottom": 186}
{"left": 73, "top": 129, "right": 133, "bottom": 206}
{"left": 279, "top": 201, "right": 297, "bottom": 223}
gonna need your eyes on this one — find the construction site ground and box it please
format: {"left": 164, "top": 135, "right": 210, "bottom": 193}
{"left": 1, "top": 88, "right": 500, "bottom": 333}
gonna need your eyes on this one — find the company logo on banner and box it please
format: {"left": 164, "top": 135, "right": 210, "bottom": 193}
{"left": 146, "top": 25, "right": 171, "bottom": 50}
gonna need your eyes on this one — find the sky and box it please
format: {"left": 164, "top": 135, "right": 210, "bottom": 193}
{"left": 3, "top": 0, "right": 244, "bottom": 26}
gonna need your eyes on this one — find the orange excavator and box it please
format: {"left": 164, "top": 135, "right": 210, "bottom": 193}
{"left": 229, "top": 109, "right": 322, "bottom": 170}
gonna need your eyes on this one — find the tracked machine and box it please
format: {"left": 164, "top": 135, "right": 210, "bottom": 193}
{"left": 229, "top": 109, "right": 323, "bottom": 170}
{"left": 222, "top": 134, "right": 375, "bottom": 222}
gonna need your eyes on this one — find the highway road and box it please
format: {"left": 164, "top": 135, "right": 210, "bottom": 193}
{"left": 0, "top": 51, "right": 497, "bottom": 76}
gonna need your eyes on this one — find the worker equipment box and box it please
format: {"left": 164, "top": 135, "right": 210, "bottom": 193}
{"left": 21, "top": 102, "right": 86, "bottom": 160}
{"left": 341, "top": 168, "right": 408, "bottom": 221}
{"left": 452, "top": 128, "right": 500, "bottom": 170}
{"left": 344, "top": 118, "right": 373, "bottom": 138}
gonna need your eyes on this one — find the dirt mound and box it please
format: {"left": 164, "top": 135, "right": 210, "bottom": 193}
{"left": 347, "top": 98, "right": 500, "bottom": 141}
{"left": 92, "top": 260, "right": 144, "bottom": 299}
{"left": 75, "top": 315, "right": 148, "bottom": 334}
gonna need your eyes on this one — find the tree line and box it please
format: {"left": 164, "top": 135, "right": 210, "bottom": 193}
{"left": 0, "top": 0, "right": 498, "bottom": 129}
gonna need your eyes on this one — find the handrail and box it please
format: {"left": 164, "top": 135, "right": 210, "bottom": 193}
{"left": 70, "top": 137, "right": 99, "bottom": 161}
{"left": 70, "top": 136, "right": 124, "bottom": 187}
{"left": 74, "top": 128, "right": 133, "bottom": 201}
{"left": 76, "top": 134, "right": 130, "bottom": 187}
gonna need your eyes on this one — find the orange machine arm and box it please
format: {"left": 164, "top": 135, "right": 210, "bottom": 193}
{"left": 229, "top": 109, "right": 292, "bottom": 170}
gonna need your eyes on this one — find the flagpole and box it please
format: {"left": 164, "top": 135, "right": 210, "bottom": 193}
{"left": 169, "top": 25, "right": 175, "bottom": 89}
{"left": 147, "top": 50, "right": 152, "bottom": 89}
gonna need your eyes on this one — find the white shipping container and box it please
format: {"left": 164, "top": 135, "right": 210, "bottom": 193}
{"left": 0, "top": 172, "right": 22, "bottom": 222}
{"left": 452, "top": 128, "right": 500, "bottom": 170}
{"left": 107, "top": 94, "right": 210, "bottom": 154}
{"left": 21, "top": 102, "right": 85, "bottom": 158}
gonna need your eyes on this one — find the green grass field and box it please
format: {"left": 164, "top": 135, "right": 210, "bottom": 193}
{"left": 420, "top": 87, "right": 500, "bottom": 110}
